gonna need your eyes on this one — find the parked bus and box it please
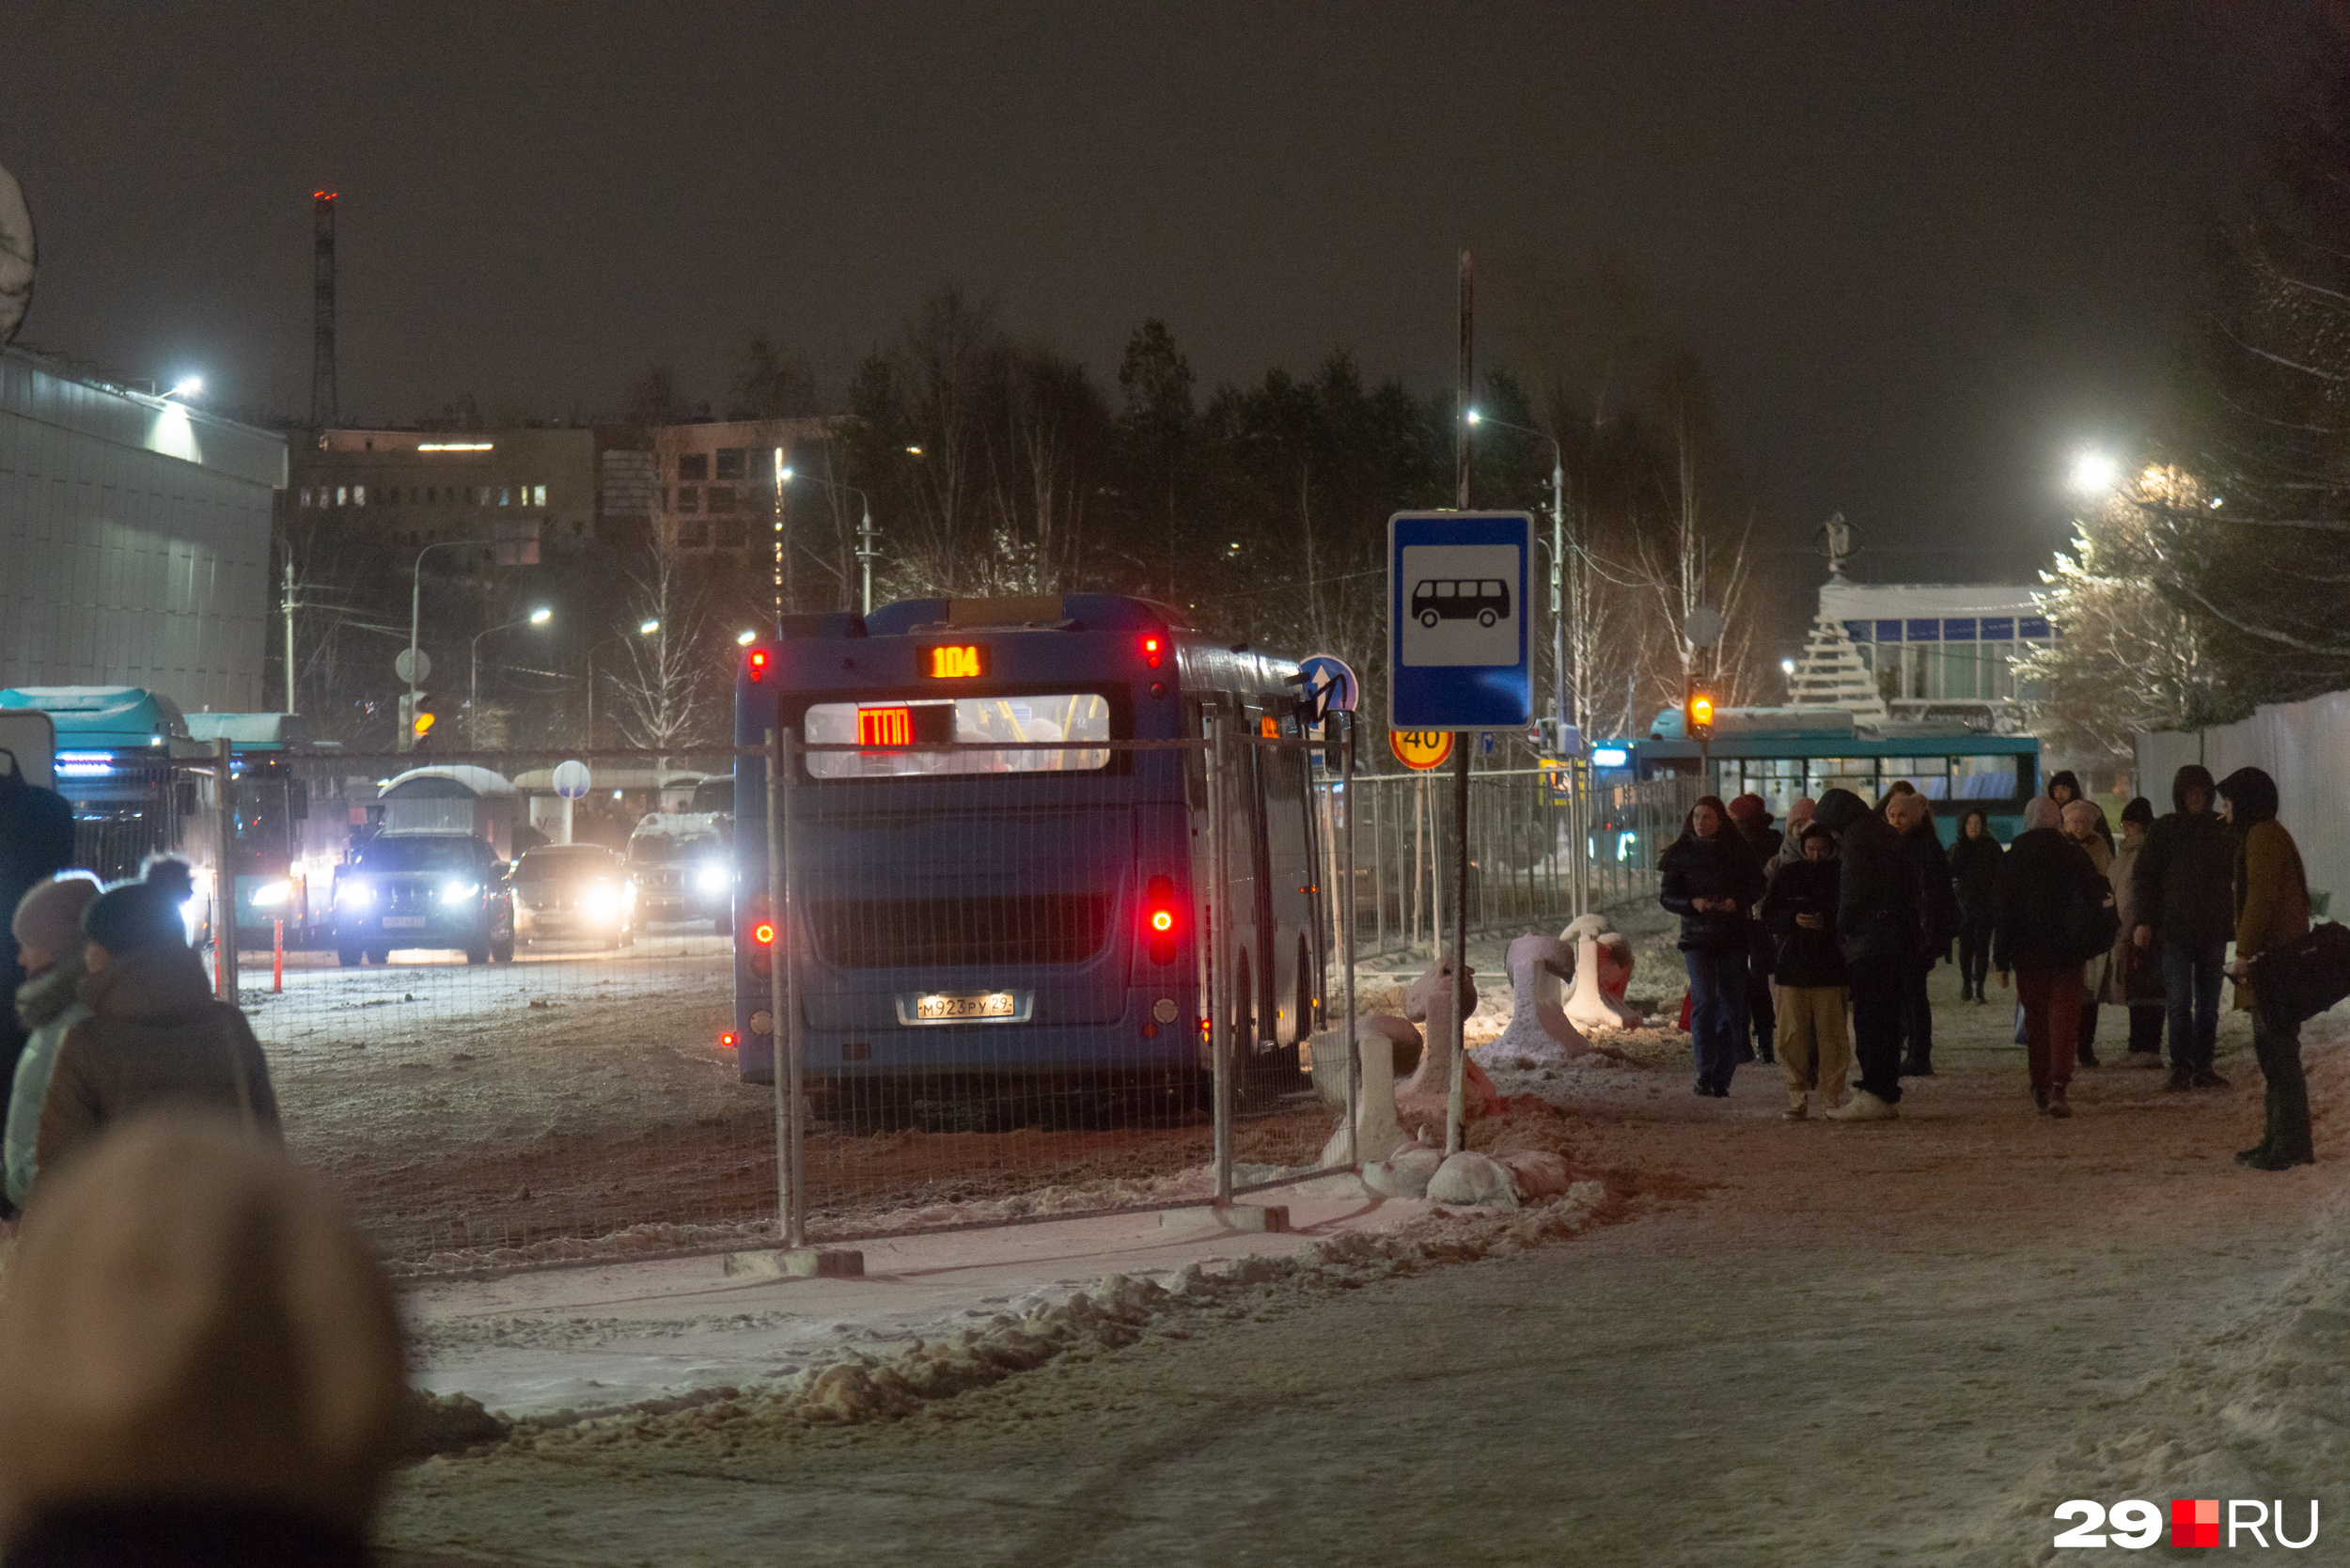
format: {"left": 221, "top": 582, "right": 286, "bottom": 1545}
{"left": 1625, "top": 707, "right": 2043, "bottom": 843}
{"left": 731, "top": 594, "right": 1324, "bottom": 1110}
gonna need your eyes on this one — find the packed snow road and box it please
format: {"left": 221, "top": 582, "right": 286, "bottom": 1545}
{"left": 380, "top": 964, "right": 2349, "bottom": 1566}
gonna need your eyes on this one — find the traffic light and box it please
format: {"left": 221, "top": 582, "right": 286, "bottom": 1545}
{"left": 402, "top": 692, "right": 436, "bottom": 749}
{"left": 1687, "top": 689, "right": 1716, "bottom": 740}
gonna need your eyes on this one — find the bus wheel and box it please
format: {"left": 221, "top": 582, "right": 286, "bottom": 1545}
{"left": 337, "top": 946, "right": 361, "bottom": 968}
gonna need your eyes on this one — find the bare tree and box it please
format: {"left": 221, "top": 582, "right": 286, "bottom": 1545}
{"left": 606, "top": 545, "right": 717, "bottom": 751}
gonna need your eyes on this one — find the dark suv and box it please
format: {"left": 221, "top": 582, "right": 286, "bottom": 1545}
{"left": 626, "top": 813, "right": 732, "bottom": 933}
{"left": 332, "top": 832, "right": 514, "bottom": 966}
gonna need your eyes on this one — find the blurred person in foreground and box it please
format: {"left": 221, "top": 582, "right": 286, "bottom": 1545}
{"left": 2062, "top": 799, "right": 2114, "bottom": 1069}
{"left": 2217, "top": 767, "right": 2314, "bottom": 1170}
{"left": 35, "top": 858, "right": 279, "bottom": 1184}
{"left": 6, "top": 873, "right": 100, "bottom": 1206}
{"left": 0, "top": 1113, "right": 407, "bottom": 1566}
{"left": 0, "top": 750, "right": 75, "bottom": 1163}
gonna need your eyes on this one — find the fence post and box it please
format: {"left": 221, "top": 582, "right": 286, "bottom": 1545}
{"left": 1446, "top": 742, "right": 1469, "bottom": 1156}
{"left": 765, "top": 727, "right": 792, "bottom": 1247}
{"left": 212, "top": 736, "right": 237, "bottom": 1002}
{"left": 1341, "top": 715, "right": 1360, "bottom": 1169}
{"left": 781, "top": 727, "right": 807, "bottom": 1250}
{"left": 1205, "top": 711, "right": 1232, "bottom": 1206}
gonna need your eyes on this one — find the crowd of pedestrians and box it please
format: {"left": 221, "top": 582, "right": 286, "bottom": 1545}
{"left": 1659, "top": 763, "right": 2319, "bottom": 1166}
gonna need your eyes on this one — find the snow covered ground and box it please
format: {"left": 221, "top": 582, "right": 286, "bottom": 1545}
{"left": 380, "top": 937, "right": 2350, "bottom": 1566}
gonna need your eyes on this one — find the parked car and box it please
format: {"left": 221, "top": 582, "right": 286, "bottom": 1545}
{"left": 626, "top": 812, "right": 730, "bottom": 933}
{"left": 512, "top": 843, "right": 636, "bottom": 949}
{"left": 333, "top": 832, "right": 514, "bottom": 966}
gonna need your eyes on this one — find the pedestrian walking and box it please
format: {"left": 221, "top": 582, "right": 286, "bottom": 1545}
{"left": 1949, "top": 808, "right": 2003, "bottom": 1002}
{"left": 1811, "top": 788, "right": 1918, "bottom": 1122}
{"left": 2062, "top": 798, "right": 2114, "bottom": 1068}
{"left": 1887, "top": 792, "right": 1957, "bottom": 1076}
{"left": 1759, "top": 822, "right": 1851, "bottom": 1119}
{"left": 1659, "top": 795, "right": 1767, "bottom": 1099}
{"left": 1995, "top": 797, "right": 2118, "bottom": 1118}
{"left": 1727, "top": 794, "right": 1782, "bottom": 1065}
{"left": 2130, "top": 763, "right": 2234, "bottom": 1091}
{"left": 2217, "top": 768, "right": 2314, "bottom": 1169}
{"left": 0, "top": 1114, "right": 407, "bottom": 1567}
{"left": 2046, "top": 770, "right": 2116, "bottom": 854}
{"left": 5, "top": 875, "right": 99, "bottom": 1208}
{"left": 2107, "top": 797, "right": 2167, "bottom": 1066}
{"left": 34, "top": 859, "right": 281, "bottom": 1186}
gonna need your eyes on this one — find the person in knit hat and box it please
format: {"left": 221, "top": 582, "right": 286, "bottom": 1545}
{"left": 6, "top": 873, "right": 100, "bottom": 1207}
{"left": 0, "top": 1112, "right": 408, "bottom": 1565}
{"left": 35, "top": 858, "right": 279, "bottom": 1187}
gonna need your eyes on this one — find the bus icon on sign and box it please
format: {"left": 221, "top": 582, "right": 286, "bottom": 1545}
{"left": 1411, "top": 578, "right": 1512, "bottom": 630}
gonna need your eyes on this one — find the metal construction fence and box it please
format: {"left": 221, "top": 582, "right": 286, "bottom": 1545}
{"left": 49, "top": 732, "right": 1692, "bottom": 1274}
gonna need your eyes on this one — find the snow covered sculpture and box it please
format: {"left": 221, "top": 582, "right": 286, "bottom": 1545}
{"left": 1426, "top": 1150, "right": 1520, "bottom": 1210}
{"left": 1562, "top": 914, "right": 1645, "bottom": 1032}
{"left": 1489, "top": 933, "right": 1592, "bottom": 1062}
{"left": 1363, "top": 1143, "right": 1443, "bottom": 1200}
{"left": 1319, "top": 1013, "right": 1409, "bottom": 1168}
{"left": 1396, "top": 957, "right": 1499, "bottom": 1128}
{"left": 1309, "top": 1014, "right": 1423, "bottom": 1108}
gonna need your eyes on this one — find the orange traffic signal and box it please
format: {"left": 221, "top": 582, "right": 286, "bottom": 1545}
{"left": 1688, "top": 692, "right": 1716, "bottom": 736}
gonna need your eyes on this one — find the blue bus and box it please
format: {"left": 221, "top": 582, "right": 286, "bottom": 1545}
{"left": 731, "top": 594, "right": 1324, "bottom": 1116}
{"left": 1620, "top": 707, "right": 2043, "bottom": 843}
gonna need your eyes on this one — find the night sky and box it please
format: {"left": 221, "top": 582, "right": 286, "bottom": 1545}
{"left": 1, "top": 3, "right": 2307, "bottom": 583}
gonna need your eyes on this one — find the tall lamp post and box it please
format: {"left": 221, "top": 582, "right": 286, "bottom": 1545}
{"left": 469, "top": 606, "right": 552, "bottom": 746}
{"left": 408, "top": 538, "right": 496, "bottom": 748}
{"left": 1465, "top": 411, "right": 1574, "bottom": 744}
{"left": 783, "top": 470, "right": 878, "bottom": 614}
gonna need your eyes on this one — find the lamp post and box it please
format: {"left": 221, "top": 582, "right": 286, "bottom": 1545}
{"left": 782, "top": 469, "right": 878, "bottom": 614}
{"left": 584, "top": 619, "right": 661, "bottom": 749}
{"left": 408, "top": 538, "right": 497, "bottom": 750}
{"left": 469, "top": 606, "right": 552, "bottom": 746}
{"left": 1465, "top": 411, "right": 1574, "bottom": 743}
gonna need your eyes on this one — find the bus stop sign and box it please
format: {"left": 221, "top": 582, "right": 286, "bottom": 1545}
{"left": 1387, "top": 510, "right": 1534, "bottom": 731}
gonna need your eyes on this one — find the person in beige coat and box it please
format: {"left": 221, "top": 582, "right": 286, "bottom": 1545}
{"left": 2217, "top": 768, "right": 2313, "bottom": 1169}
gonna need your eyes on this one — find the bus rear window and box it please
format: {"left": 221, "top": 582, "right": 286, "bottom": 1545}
{"left": 804, "top": 694, "right": 1114, "bottom": 778}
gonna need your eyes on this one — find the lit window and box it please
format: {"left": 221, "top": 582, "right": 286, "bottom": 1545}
{"left": 336, "top": 485, "right": 348, "bottom": 507}
{"left": 498, "top": 486, "right": 509, "bottom": 506}
{"left": 677, "top": 485, "right": 699, "bottom": 513}
{"left": 297, "top": 487, "right": 311, "bottom": 508}
{"left": 353, "top": 485, "right": 366, "bottom": 506}
{"left": 532, "top": 483, "right": 546, "bottom": 507}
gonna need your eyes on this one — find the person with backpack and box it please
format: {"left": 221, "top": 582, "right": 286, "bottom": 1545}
{"left": 1658, "top": 796, "right": 1767, "bottom": 1099}
{"left": 1948, "top": 808, "right": 2003, "bottom": 1003}
{"left": 2217, "top": 767, "right": 2313, "bottom": 1169}
{"left": 2131, "top": 763, "right": 2234, "bottom": 1091}
{"left": 1759, "top": 822, "right": 1850, "bottom": 1119}
{"left": 1994, "top": 796, "right": 2119, "bottom": 1118}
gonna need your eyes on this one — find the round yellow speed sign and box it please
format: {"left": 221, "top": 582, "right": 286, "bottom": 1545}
{"left": 1388, "top": 729, "right": 1455, "bottom": 770}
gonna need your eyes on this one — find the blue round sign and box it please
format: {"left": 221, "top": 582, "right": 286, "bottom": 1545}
{"left": 1298, "top": 653, "right": 1358, "bottom": 718}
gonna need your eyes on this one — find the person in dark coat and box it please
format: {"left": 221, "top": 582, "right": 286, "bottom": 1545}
{"left": 2218, "top": 767, "right": 2313, "bottom": 1169}
{"left": 1948, "top": 808, "right": 2003, "bottom": 1003}
{"left": 1658, "top": 795, "right": 1767, "bottom": 1100}
{"left": 1725, "top": 794, "right": 1781, "bottom": 1065}
{"left": 2130, "top": 762, "right": 2233, "bottom": 1090}
{"left": 2045, "top": 770, "right": 2115, "bottom": 854}
{"left": 1759, "top": 823, "right": 1851, "bottom": 1119}
{"left": 1887, "top": 792, "right": 1958, "bottom": 1075}
{"left": 0, "top": 755, "right": 75, "bottom": 1198}
{"left": 1994, "top": 797, "right": 2113, "bottom": 1117}
{"left": 1810, "top": 787, "right": 1918, "bottom": 1121}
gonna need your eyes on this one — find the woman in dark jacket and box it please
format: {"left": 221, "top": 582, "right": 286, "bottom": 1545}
{"left": 1660, "top": 795, "right": 1767, "bottom": 1099}
{"left": 1995, "top": 798, "right": 2114, "bottom": 1117}
{"left": 1948, "top": 808, "right": 2003, "bottom": 1003}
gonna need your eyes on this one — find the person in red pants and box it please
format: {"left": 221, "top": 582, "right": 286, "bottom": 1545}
{"left": 1995, "top": 796, "right": 2117, "bottom": 1117}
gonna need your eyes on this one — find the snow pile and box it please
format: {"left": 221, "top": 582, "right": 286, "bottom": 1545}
{"left": 422, "top": 1178, "right": 1622, "bottom": 1461}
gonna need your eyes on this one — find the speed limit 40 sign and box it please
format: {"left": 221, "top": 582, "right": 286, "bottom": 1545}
{"left": 1389, "top": 729, "right": 1455, "bottom": 771}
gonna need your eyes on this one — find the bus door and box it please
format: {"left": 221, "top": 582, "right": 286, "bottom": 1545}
{"left": 1251, "top": 713, "right": 1318, "bottom": 1048}
{"left": 1194, "top": 695, "right": 1271, "bottom": 1053}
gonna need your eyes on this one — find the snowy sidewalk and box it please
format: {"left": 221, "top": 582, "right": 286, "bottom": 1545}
{"left": 406, "top": 1181, "right": 1426, "bottom": 1419}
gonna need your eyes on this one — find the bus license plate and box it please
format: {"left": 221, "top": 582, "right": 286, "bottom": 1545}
{"left": 914, "top": 992, "right": 1016, "bottom": 1022}
{"left": 382, "top": 917, "right": 428, "bottom": 930}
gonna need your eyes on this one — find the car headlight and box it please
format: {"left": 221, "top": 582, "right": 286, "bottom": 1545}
{"left": 337, "top": 881, "right": 373, "bottom": 909}
{"left": 252, "top": 880, "right": 292, "bottom": 908}
{"left": 585, "top": 883, "right": 621, "bottom": 918}
{"left": 440, "top": 879, "right": 479, "bottom": 902}
{"left": 695, "top": 862, "right": 731, "bottom": 895}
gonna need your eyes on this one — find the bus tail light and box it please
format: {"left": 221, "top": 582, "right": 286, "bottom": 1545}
{"left": 748, "top": 649, "right": 769, "bottom": 682}
{"left": 746, "top": 891, "right": 775, "bottom": 977}
{"left": 1143, "top": 875, "right": 1179, "bottom": 964}
{"left": 720, "top": 1030, "right": 738, "bottom": 1049}
{"left": 1141, "top": 635, "right": 1163, "bottom": 669}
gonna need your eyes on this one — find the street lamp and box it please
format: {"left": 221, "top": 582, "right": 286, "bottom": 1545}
{"left": 783, "top": 469, "right": 880, "bottom": 614}
{"left": 408, "top": 538, "right": 498, "bottom": 750}
{"left": 2069, "top": 447, "right": 2120, "bottom": 496}
{"left": 1465, "top": 410, "right": 1573, "bottom": 744}
{"left": 735, "top": 629, "right": 757, "bottom": 646}
{"left": 469, "top": 607, "right": 554, "bottom": 746}
{"left": 161, "top": 376, "right": 202, "bottom": 400}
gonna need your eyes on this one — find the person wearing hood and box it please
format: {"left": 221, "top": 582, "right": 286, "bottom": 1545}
{"left": 1810, "top": 787, "right": 1918, "bottom": 1121}
{"left": 2217, "top": 768, "right": 2313, "bottom": 1169}
{"left": 5, "top": 874, "right": 99, "bottom": 1208}
{"left": 1658, "top": 795, "right": 1767, "bottom": 1098}
{"left": 1888, "top": 792, "right": 1959, "bottom": 1076}
{"left": 0, "top": 1113, "right": 409, "bottom": 1566}
{"left": 2045, "top": 771, "right": 2115, "bottom": 854}
{"left": 1725, "top": 794, "right": 1781, "bottom": 1065}
{"left": 2107, "top": 797, "right": 2168, "bottom": 1067}
{"left": 34, "top": 859, "right": 280, "bottom": 1186}
{"left": 2130, "top": 762, "right": 2235, "bottom": 1091}
{"left": 1948, "top": 808, "right": 2003, "bottom": 1003}
{"left": 1768, "top": 796, "right": 1817, "bottom": 879}
{"left": 1759, "top": 822, "right": 1851, "bottom": 1118}
{"left": 2062, "top": 799, "right": 2114, "bottom": 1069}
{"left": 1995, "top": 797, "right": 2113, "bottom": 1117}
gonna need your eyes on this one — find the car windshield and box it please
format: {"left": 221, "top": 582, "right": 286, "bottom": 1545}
{"left": 352, "top": 836, "right": 479, "bottom": 872}
{"left": 514, "top": 849, "right": 617, "bottom": 883}
{"left": 629, "top": 833, "right": 718, "bottom": 865}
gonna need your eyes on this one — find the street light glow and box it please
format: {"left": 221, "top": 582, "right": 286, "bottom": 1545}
{"left": 638, "top": 619, "right": 660, "bottom": 635}
{"left": 2068, "top": 448, "right": 2120, "bottom": 496}
{"left": 1780, "top": 657, "right": 1796, "bottom": 675}
{"left": 1465, "top": 409, "right": 1481, "bottom": 424}
{"left": 780, "top": 466, "right": 794, "bottom": 482}
{"left": 163, "top": 376, "right": 202, "bottom": 400}
{"left": 528, "top": 606, "right": 552, "bottom": 624}
{"left": 735, "top": 629, "right": 757, "bottom": 645}
{"left": 905, "top": 446, "right": 923, "bottom": 456}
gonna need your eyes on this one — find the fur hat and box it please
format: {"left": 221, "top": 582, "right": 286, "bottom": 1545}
{"left": 11, "top": 875, "right": 99, "bottom": 964}
{"left": 1726, "top": 793, "right": 1770, "bottom": 826}
{"left": 0, "top": 1114, "right": 408, "bottom": 1543}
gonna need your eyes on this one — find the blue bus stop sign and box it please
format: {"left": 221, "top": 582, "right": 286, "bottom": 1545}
{"left": 1297, "top": 653, "right": 1358, "bottom": 724}
{"left": 1386, "top": 510, "right": 1534, "bottom": 731}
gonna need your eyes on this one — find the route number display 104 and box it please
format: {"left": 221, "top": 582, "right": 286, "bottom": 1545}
{"left": 923, "top": 644, "right": 990, "bottom": 679}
